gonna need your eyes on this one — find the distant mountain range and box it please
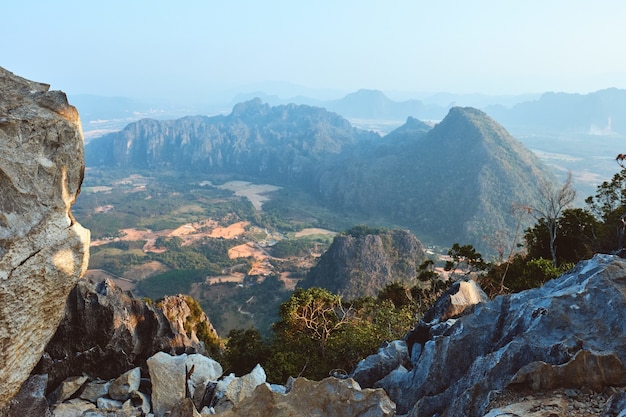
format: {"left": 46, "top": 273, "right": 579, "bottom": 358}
{"left": 485, "top": 88, "right": 626, "bottom": 135}
{"left": 86, "top": 99, "right": 555, "bottom": 253}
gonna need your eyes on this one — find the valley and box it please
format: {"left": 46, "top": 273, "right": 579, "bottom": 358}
{"left": 75, "top": 169, "right": 340, "bottom": 335}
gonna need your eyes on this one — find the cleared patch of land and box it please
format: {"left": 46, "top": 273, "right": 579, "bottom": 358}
{"left": 214, "top": 181, "right": 281, "bottom": 210}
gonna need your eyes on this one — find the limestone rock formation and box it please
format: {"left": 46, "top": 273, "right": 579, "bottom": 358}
{"left": 300, "top": 228, "right": 427, "bottom": 299}
{"left": 381, "top": 254, "right": 626, "bottom": 416}
{"left": 35, "top": 277, "right": 215, "bottom": 390}
{"left": 0, "top": 67, "right": 90, "bottom": 408}
{"left": 213, "top": 377, "right": 396, "bottom": 417}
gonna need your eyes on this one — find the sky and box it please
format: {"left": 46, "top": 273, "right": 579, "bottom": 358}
{"left": 4, "top": 0, "right": 626, "bottom": 101}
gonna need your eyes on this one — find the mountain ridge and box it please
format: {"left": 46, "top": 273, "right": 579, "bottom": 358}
{"left": 86, "top": 101, "right": 556, "bottom": 253}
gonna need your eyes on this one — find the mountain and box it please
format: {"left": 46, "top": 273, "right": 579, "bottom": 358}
{"left": 86, "top": 101, "right": 555, "bottom": 253}
{"left": 324, "top": 89, "right": 445, "bottom": 121}
{"left": 86, "top": 98, "right": 380, "bottom": 187}
{"left": 299, "top": 227, "right": 428, "bottom": 300}
{"left": 485, "top": 88, "right": 626, "bottom": 135}
{"left": 315, "top": 107, "right": 556, "bottom": 250}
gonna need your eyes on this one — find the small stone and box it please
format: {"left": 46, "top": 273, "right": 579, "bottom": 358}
{"left": 79, "top": 380, "right": 111, "bottom": 402}
{"left": 97, "top": 397, "right": 123, "bottom": 411}
{"left": 109, "top": 367, "right": 141, "bottom": 401}
{"left": 48, "top": 375, "right": 89, "bottom": 404}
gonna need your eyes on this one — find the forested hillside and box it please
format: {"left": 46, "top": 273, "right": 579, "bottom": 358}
{"left": 86, "top": 100, "right": 556, "bottom": 252}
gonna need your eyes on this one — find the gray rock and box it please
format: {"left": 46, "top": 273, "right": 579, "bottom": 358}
{"left": 109, "top": 367, "right": 141, "bottom": 401}
{"left": 147, "top": 352, "right": 187, "bottom": 417}
{"left": 351, "top": 340, "right": 410, "bottom": 388}
{"left": 50, "top": 398, "right": 97, "bottom": 417}
{"left": 185, "top": 354, "right": 223, "bottom": 399}
{"left": 79, "top": 380, "right": 112, "bottom": 403}
{"left": 97, "top": 397, "right": 123, "bottom": 411}
{"left": 48, "top": 375, "right": 88, "bottom": 404}
{"left": 169, "top": 398, "right": 201, "bottom": 417}
{"left": 0, "top": 374, "right": 51, "bottom": 417}
{"left": 125, "top": 391, "right": 151, "bottom": 415}
{"left": 0, "top": 66, "right": 90, "bottom": 409}
{"left": 600, "top": 391, "right": 626, "bottom": 417}
{"left": 213, "top": 364, "right": 266, "bottom": 413}
{"left": 385, "top": 254, "right": 626, "bottom": 416}
{"left": 213, "top": 377, "right": 395, "bottom": 417}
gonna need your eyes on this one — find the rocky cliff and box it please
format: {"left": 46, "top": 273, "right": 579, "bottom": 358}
{"left": 354, "top": 254, "right": 626, "bottom": 416}
{"left": 0, "top": 67, "right": 90, "bottom": 408}
{"left": 85, "top": 98, "right": 379, "bottom": 187}
{"left": 34, "top": 278, "right": 217, "bottom": 390}
{"left": 299, "top": 227, "right": 427, "bottom": 299}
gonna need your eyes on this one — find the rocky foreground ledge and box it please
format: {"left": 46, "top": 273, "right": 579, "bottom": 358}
{"left": 356, "top": 253, "right": 626, "bottom": 417}
{"left": 3, "top": 255, "right": 626, "bottom": 416}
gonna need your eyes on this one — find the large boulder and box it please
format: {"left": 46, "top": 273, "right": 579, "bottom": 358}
{"left": 384, "top": 254, "right": 626, "bottom": 416}
{"left": 0, "top": 67, "right": 90, "bottom": 408}
{"left": 34, "top": 278, "right": 214, "bottom": 390}
{"left": 213, "top": 377, "right": 395, "bottom": 417}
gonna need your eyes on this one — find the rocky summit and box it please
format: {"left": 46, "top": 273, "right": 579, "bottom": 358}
{"left": 0, "top": 67, "right": 90, "bottom": 408}
{"left": 356, "top": 254, "right": 626, "bottom": 416}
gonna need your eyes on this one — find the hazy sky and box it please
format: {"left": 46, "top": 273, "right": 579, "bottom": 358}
{"left": 4, "top": 0, "right": 626, "bottom": 100}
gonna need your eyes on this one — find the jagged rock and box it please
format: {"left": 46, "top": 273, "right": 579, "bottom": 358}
{"left": 158, "top": 295, "right": 219, "bottom": 351}
{"left": 97, "top": 397, "right": 123, "bottom": 411}
{"left": 0, "top": 374, "right": 51, "bottom": 417}
{"left": 79, "top": 380, "right": 111, "bottom": 403}
{"left": 48, "top": 375, "right": 88, "bottom": 404}
{"left": 109, "top": 367, "right": 141, "bottom": 401}
{"left": 35, "top": 278, "right": 213, "bottom": 390}
{"left": 213, "top": 376, "right": 395, "bottom": 417}
{"left": 185, "top": 354, "right": 223, "bottom": 408}
{"left": 0, "top": 67, "right": 90, "bottom": 409}
{"left": 600, "top": 391, "right": 626, "bottom": 417}
{"left": 213, "top": 364, "right": 266, "bottom": 413}
{"left": 350, "top": 340, "right": 410, "bottom": 388}
{"left": 147, "top": 352, "right": 187, "bottom": 417}
{"left": 125, "top": 390, "right": 151, "bottom": 415}
{"left": 169, "top": 398, "right": 201, "bottom": 417}
{"left": 50, "top": 398, "right": 97, "bottom": 416}
{"left": 382, "top": 254, "right": 626, "bottom": 416}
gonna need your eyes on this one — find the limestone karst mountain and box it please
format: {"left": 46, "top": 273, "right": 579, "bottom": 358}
{"left": 85, "top": 101, "right": 555, "bottom": 253}
{"left": 316, "top": 106, "right": 557, "bottom": 250}
{"left": 299, "top": 227, "right": 428, "bottom": 299}
{"left": 0, "top": 67, "right": 90, "bottom": 409}
{"left": 85, "top": 98, "right": 379, "bottom": 186}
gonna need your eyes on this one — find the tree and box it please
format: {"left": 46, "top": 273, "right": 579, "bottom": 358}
{"left": 277, "top": 287, "right": 351, "bottom": 356}
{"left": 444, "top": 243, "right": 487, "bottom": 276}
{"left": 529, "top": 172, "right": 576, "bottom": 266}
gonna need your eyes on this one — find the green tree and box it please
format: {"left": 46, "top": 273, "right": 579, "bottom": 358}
{"left": 524, "top": 208, "right": 597, "bottom": 265}
{"left": 444, "top": 243, "right": 487, "bottom": 276}
{"left": 224, "top": 328, "right": 268, "bottom": 375}
{"left": 529, "top": 172, "right": 576, "bottom": 266}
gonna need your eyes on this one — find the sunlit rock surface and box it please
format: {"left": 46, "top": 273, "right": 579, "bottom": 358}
{"left": 0, "top": 67, "right": 90, "bottom": 408}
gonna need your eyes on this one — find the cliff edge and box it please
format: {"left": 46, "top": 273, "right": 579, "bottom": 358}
{"left": 0, "top": 67, "right": 90, "bottom": 408}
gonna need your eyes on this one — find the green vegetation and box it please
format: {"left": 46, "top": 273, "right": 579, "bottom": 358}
{"left": 223, "top": 281, "right": 448, "bottom": 383}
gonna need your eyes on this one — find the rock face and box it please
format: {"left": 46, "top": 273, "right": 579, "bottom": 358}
{"left": 299, "top": 228, "right": 427, "bottom": 299}
{"left": 0, "top": 67, "right": 90, "bottom": 408}
{"left": 380, "top": 254, "right": 626, "bottom": 416}
{"left": 35, "top": 277, "right": 216, "bottom": 390}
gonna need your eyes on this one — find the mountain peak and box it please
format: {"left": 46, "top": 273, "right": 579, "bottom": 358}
{"left": 230, "top": 97, "right": 271, "bottom": 118}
